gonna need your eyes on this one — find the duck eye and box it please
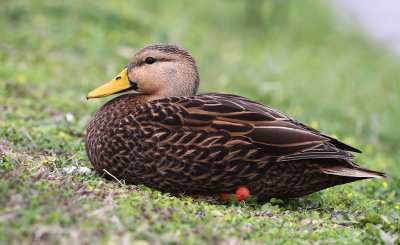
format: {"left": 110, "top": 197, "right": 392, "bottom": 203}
{"left": 145, "top": 57, "right": 156, "bottom": 64}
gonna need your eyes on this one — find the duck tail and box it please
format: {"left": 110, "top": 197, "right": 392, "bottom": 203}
{"left": 321, "top": 162, "right": 389, "bottom": 179}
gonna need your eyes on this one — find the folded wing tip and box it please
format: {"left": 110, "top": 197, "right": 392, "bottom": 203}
{"left": 322, "top": 167, "right": 388, "bottom": 179}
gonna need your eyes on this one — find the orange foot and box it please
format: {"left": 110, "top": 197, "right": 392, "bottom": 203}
{"left": 220, "top": 186, "right": 250, "bottom": 201}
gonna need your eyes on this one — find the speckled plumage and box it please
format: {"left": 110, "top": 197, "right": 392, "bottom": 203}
{"left": 85, "top": 44, "right": 387, "bottom": 201}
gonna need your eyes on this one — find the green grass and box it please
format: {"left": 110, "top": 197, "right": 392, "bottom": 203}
{"left": 1, "top": 0, "right": 399, "bottom": 244}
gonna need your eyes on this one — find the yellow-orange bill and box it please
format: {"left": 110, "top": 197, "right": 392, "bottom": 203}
{"left": 87, "top": 68, "right": 130, "bottom": 99}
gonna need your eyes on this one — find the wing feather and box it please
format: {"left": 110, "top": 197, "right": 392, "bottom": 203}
{"left": 140, "top": 93, "right": 357, "bottom": 161}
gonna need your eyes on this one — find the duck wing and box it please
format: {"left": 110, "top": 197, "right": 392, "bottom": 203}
{"left": 136, "top": 92, "right": 357, "bottom": 162}
{"left": 203, "top": 92, "right": 362, "bottom": 153}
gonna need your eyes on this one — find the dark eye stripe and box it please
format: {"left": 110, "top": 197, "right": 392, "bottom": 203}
{"left": 158, "top": 58, "right": 172, "bottom": 62}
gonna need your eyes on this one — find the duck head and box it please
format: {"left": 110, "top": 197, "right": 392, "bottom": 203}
{"left": 86, "top": 44, "right": 200, "bottom": 100}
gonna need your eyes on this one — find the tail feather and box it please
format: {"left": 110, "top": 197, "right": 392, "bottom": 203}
{"left": 322, "top": 166, "right": 389, "bottom": 179}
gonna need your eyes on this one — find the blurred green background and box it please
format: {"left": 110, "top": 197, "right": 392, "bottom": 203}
{"left": 0, "top": 0, "right": 399, "bottom": 243}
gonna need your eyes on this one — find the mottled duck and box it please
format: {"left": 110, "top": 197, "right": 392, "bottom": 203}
{"left": 85, "top": 44, "right": 387, "bottom": 201}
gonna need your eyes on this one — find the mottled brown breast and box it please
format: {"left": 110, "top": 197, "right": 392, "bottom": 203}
{"left": 85, "top": 94, "right": 147, "bottom": 176}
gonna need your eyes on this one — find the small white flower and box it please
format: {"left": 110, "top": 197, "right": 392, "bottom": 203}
{"left": 62, "top": 166, "right": 77, "bottom": 174}
{"left": 62, "top": 166, "right": 91, "bottom": 174}
{"left": 78, "top": 166, "right": 91, "bottom": 174}
{"left": 65, "top": 113, "right": 75, "bottom": 122}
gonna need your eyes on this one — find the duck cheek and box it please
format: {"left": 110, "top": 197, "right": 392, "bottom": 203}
{"left": 137, "top": 78, "right": 159, "bottom": 95}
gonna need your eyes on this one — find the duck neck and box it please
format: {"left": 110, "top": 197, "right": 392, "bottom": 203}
{"left": 146, "top": 78, "right": 199, "bottom": 101}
